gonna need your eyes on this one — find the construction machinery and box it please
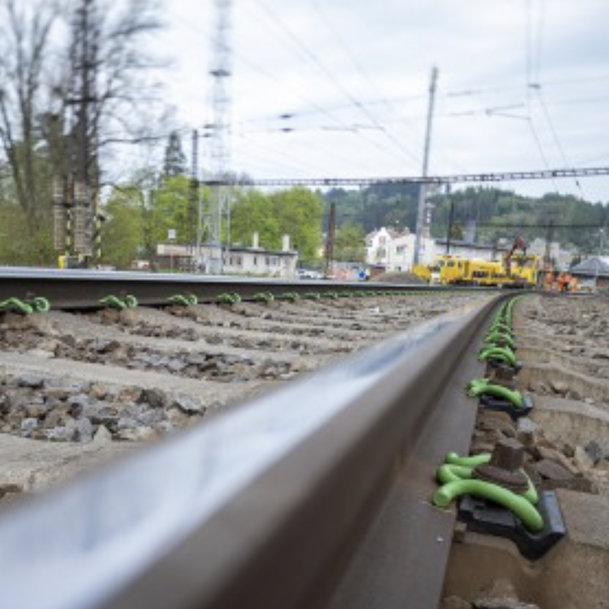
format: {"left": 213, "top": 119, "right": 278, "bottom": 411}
{"left": 439, "top": 258, "right": 507, "bottom": 287}
{"left": 412, "top": 239, "right": 541, "bottom": 288}
{"left": 412, "top": 255, "right": 454, "bottom": 283}
{"left": 503, "top": 236, "right": 541, "bottom": 288}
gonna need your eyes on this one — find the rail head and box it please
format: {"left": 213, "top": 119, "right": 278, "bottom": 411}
{"left": 0, "top": 267, "right": 495, "bottom": 309}
{"left": 0, "top": 294, "right": 503, "bottom": 609}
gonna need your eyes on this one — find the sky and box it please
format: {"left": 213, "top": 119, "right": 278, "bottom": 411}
{"left": 121, "top": 0, "right": 609, "bottom": 200}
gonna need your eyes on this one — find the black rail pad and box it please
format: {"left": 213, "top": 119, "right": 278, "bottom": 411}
{"left": 478, "top": 392, "right": 533, "bottom": 419}
{"left": 485, "top": 357, "right": 522, "bottom": 372}
{"left": 457, "top": 490, "right": 566, "bottom": 560}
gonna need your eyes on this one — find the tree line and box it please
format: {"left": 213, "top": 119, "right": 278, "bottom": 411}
{"left": 321, "top": 184, "right": 609, "bottom": 254}
{"left": 101, "top": 162, "right": 323, "bottom": 269}
{"left": 0, "top": 0, "right": 164, "bottom": 265}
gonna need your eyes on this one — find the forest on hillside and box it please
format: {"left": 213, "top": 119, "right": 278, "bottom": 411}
{"left": 320, "top": 184, "right": 609, "bottom": 253}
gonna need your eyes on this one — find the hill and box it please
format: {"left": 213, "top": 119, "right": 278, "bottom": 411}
{"left": 321, "top": 185, "right": 609, "bottom": 253}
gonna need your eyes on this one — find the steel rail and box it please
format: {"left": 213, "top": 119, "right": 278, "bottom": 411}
{"left": 0, "top": 291, "right": 503, "bottom": 609}
{"left": 0, "top": 268, "right": 486, "bottom": 309}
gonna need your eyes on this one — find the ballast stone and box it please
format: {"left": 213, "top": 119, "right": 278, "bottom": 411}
{"left": 584, "top": 440, "right": 604, "bottom": 465}
{"left": 172, "top": 394, "right": 205, "bottom": 415}
{"left": 138, "top": 387, "right": 167, "bottom": 409}
{"left": 16, "top": 374, "right": 45, "bottom": 389}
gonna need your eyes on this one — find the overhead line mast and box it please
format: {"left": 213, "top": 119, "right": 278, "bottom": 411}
{"left": 208, "top": 0, "right": 232, "bottom": 274}
{"left": 54, "top": 0, "right": 100, "bottom": 266}
{"left": 414, "top": 66, "right": 439, "bottom": 265}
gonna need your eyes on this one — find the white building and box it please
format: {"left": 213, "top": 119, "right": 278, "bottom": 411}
{"left": 366, "top": 227, "right": 436, "bottom": 271}
{"left": 156, "top": 233, "right": 299, "bottom": 277}
{"left": 386, "top": 233, "right": 436, "bottom": 271}
{"left": 365, "top": 227, "right": 402, "bottom": 266}
{"left": 366, "top": 226, "right": 559, "bottom": 272}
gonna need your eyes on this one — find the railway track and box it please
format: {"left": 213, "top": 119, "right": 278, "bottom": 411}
{"left": 0, "top": 271, "right": 486, "bottom": 493}
{"left": 0, "top": 271, "right": 607, "bottom": 609}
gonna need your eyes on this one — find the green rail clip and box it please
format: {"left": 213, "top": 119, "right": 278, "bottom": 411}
{"left": 252, "top": 292, "right": 275, "bottom": 303}
{"left": 432, "top": 453, "right": 543, "bottom": 532}
{"left": 217, "top": 292, "right": 242, "bottom": 305}
{"left": 99, "top": 295, "right": 138, "bottom": 310}
{"left": 277, "top": 292, "right": 299, "bottom": 301}
{"left": 478, "top": 345, "right": 518, "bottom": 367}
{"left": 466, "top": 378, "right": 525, "bottom": 409}
{"left": 168, "top": 294, "right": 198, "bottom": 307}
{"left": 0, "top": 298, "right": 33, "bottom": 315}
{"left": 0, "top": 296, "right": 52, "bottom": 315}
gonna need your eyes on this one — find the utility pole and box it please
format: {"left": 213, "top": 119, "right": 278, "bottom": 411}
{"left": 413, "top": 66, "right": 438, "bottom": 265}
{"left": 544, "top": 219, "right": 554, "bottom": 270}
{"left": 190, "top": 129, "right": 200, "bottom": 271}
{"left": 208, "top": 0, "right": 232, "bottom": 274}
{"left": 61, "top": 0, "right": 99, "bottom": 267}
{"left": 445, "top": 184, "right": 454, "bottom": 255}
{"left": 324, "top": 202, "right": 336, "bottom": 277}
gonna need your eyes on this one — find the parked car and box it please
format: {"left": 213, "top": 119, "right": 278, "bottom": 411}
{"left": 296, "top": 269, "right": 323, "bottom": 279}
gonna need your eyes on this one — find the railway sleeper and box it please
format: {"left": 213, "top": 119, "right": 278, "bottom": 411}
{"left": 439, "top": 294, "right": 609, "bottom": 609}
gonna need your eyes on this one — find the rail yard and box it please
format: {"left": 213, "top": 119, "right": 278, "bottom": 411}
{"left": 0, "top": 273, "right": 607, "bottom": 609}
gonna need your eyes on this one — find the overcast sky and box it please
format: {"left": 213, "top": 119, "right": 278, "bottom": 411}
{"left": 127, "top": 0, "right": 609, "bottom": 200}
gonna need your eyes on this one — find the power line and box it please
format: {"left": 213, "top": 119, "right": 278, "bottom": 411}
{"left": 166, "top": 7, "right": 357, "bottom": 135}
{"left": 236, "top": 85, "right": 609, "bottom": 130}
{"left": 168, "top": 3, "right": 429, "bottom": 175}
{"left": 526, "top": 117, "right": 558, "bottom": 189}
{"left": 533, "top": 0, "right": 545, "bottom": 83}
{"left": 533, "top": 87, "right": 585, "bottom": 197}
{"left": 525, "top": 0, "right": 533, "bottom": 98}
{"left": 233, "top": 138, "right": 346, "bottom": 176}
{"left": 308, "top": 0, "right": 423, "bottom": 166}
{"left": 250, "top": 0, "right": 421, "bottom": 168}
{"left": 475, "top": 223, "right": 604, "bottom": 229}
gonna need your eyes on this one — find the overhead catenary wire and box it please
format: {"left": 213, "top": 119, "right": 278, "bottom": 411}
{"left": 523, "top": 0, "right": 582, "bottom": 198}
{"left": 165, "top": 3, "right": 428, "bottom": 178}
{"left": 233, "top": 137, "right": 351, "bottom": 177}
{"left": 533, "top": 87, "right": 585, "bottom": 198}
{"left": 100, "top": 1, "right": 608, "bottom": 203}
{"left": 526, "top": 118, "right": 556, "bottom": 187}
{"left": 475, "top": 222, "right": 604, "bottom": 229}
{"left": 249, "top": 0, "right": 422, "bottom": 169}
{"left": 521, "top": 0, "right": 555, "bottom": 191}
{"left": 236, "top": 81, "right": 609, "bottom": 129}
{"left": 533, "top": 0, "right": 545, "bottom": 84}
{"left": 166, "top": 6, "right": 361, "bottom": 136}
{"left": 308, "top": 0, "right": 424, "bottom": 167}
{"left": 525, "top": 0, "right": 533, "bottom": 99}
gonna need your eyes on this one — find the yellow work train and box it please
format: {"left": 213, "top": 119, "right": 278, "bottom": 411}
{"left": 413, "top": 254, "right": 540, "bottom": 288}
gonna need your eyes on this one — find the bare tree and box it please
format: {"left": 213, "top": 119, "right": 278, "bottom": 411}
{"left": 62, "top": 0, "right": 165, "bottom": 181}
{"left": 62, "top": 0, "right": 166, "bottom": 257}
{"left": 0, "top": 0, "right": 166, "bottom": 250}
{"left": 0, "top": 0, "right": 59, "bottom": 232}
